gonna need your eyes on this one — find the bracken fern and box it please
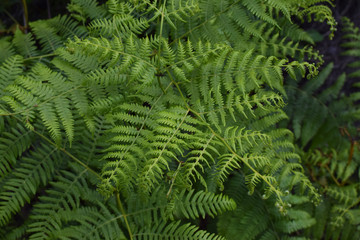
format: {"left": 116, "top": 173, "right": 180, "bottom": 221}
{"left": 0, "top": 0, "right": 345, "bottom": 239}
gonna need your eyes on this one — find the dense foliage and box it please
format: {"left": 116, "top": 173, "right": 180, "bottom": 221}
{"left": 0, "top": 0, "right": 359, "bottom": 239}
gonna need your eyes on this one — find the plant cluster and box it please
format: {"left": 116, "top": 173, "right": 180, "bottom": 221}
{"left": 0, "top": 0, "right": 359, "bottom": 239}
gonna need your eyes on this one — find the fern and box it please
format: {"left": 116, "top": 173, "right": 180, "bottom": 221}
{"left": 0, "top": 0, "right": 344, "bottom": 239}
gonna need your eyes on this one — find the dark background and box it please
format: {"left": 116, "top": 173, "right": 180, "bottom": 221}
{"left": 0, "top": 0, "right": 69, "bottom": 28}
{"left": 315, "top": 0, "right": 360, "bottom": 93}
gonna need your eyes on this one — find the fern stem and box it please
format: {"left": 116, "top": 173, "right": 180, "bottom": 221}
{"left": 46, "top": 0, "right": 51, "bottom": 18}
{"left": 24, "top": 53, "right": 57, "bottom": 61}
{"left": 116, "top": 191, "right": 133, "bottom": 240}
{"left": 157, "top": 75, "right": 166, "bottom": 94}
{"left": 166, "top": 151, "right": 183, "bottom": 198}
{"left": 21, "top": 0, "right": 29, "bottom": 32}
{"left": 155, "top": 0, "right": 167, "bottom": 94}
{"left": 323, "top": 164, "right": 341, "bottom": 186}
{"left": 158, "top": 0, "right": 167, "bottom": 41}
{"left": 3, "top": 10, "right": 20, "bottom": 26}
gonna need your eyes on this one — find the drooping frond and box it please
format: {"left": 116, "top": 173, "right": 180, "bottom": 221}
{"left": 291, "top": 0, "right": 336, "bottom": 39}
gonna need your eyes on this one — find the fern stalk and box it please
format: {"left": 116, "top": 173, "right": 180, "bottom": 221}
{"left": 116, "top": 191, "right": 133, "bottom": 240}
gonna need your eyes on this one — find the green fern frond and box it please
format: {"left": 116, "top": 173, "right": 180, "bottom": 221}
{"left": 56, "top": 47, "right": 100, "bottom": 73}
{"left": 0, "top": 37, "right": 15, "bottom": 62}
{"left": 166, "top": 0, "right": 199, "bottom": 22}
{"left": 0, "top": 143, "right": 63, "bottom": 227}
{"left": 3, "top": 64, "right": 77, "bottom": 144}
{"left": 182, "top": 132, "right": 220, "bottom": 188}
{"left": 178, "top": 0, "right": 284, "bottom": 44}
{"left": 275, "top": 210, "right": 316, "bottom": 234}
{"left": 250, "top": 25, "right": 322, "bottom": 64}
{"left": 0, "top": 222, "right": 28, "bottom": 240}
{"left": 67, "top": 0, "right": 108, "bottom": 22}
{"left": 12, "top": 29, "right": 38, "bottom": 58}
{"left": 68, "top": 35, "right": 157, "bottom": 84}
{"left": 48, "top": 15, "right": 88, "bottom": 40}
{"left": 139, "top": 107, "right": 200, "bottom": 193}
{"left": 48, "top": 203, "right": 124, "bottom": 240}
{"left": 106, "top": 0, "right": 135, "bottom": 15}
{"left": 174, "top": 189, "right": 236, "bottom": 219}
{"left": 100, "top": 100, "right": 159, "bottom": 196}
{"left": 214, "top": 154, "right": 241, "bottom": 190}
{"left": 128, "top": 186, "right": 236, "bottom": 223}
{"left": 304, "top": 185, "right": 360, "bottom": 239}
{"left": 126, "top": 187, "right": 170, "bottom": 227}
{"left": 327, "top": 185, "right": 358, "bottom": 206}
{"left": 30, "top": 21, "right": 63, "bottom": 53}
{"left": 27, "top": 166, "right": 107, "bottom": 239}
{"left": 0, "top": 0, "right": 345, "bottom": 238}
{"left": 293, "top": 0, "right": 336, "bottom": 39}
{"left": 134, "top": 220, "right": 225, "bottom": 240}
{"left": 0, "top": 120, "right": 33, "bottom": 177}
{"left": 185, "top": 49, "right": 298, "bottom": 128}
{"left": 89, "top": 13, "right": 149, "bottom": 38}
{"left": 280, "top": 20, "right": 314, "bottom": 44}
{"left": 263, "top": 0, "right": 292, "bottom": 20}
{"left": 0, "top": 55, "right": 24, "bottom": 97}
{"left": 242, "top": 0, "right": 279, "bottom": 27}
